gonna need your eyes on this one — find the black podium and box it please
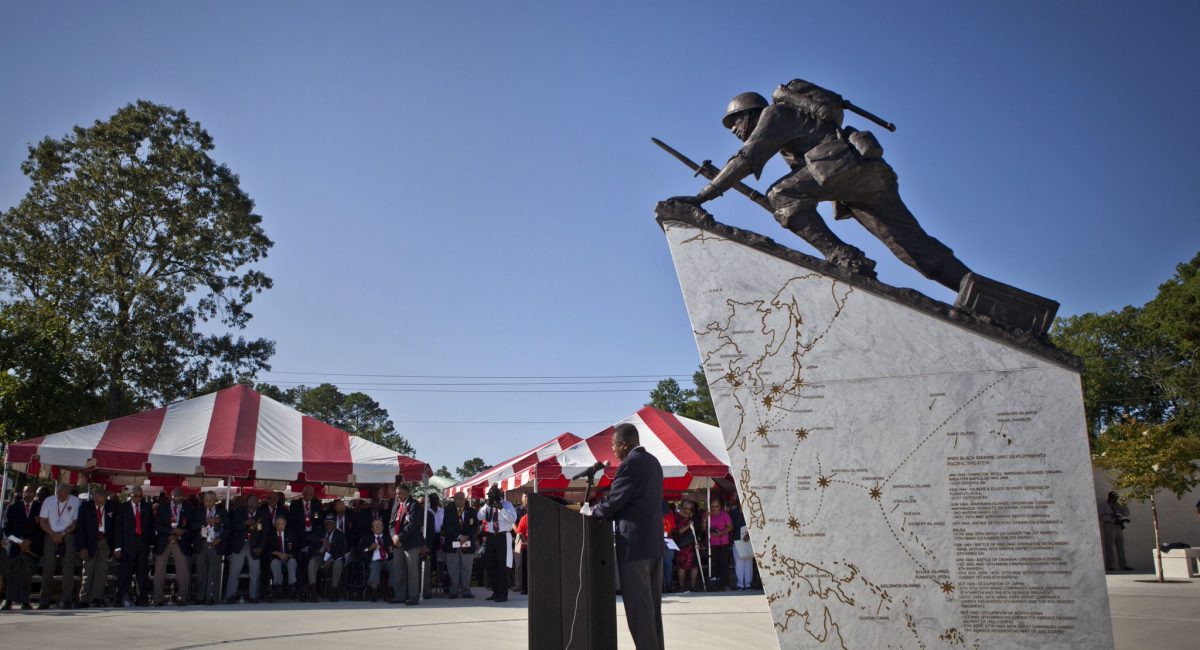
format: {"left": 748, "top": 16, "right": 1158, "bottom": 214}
{"left": 528, "top": 493, "right": 617, "bottom": 650}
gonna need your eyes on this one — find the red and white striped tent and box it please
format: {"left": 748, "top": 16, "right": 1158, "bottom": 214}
{"left": 4, "top": 384, "right": 430, "bottom": 487}
{"left": 535, "top": 406, "right": 729, "bottom": 492}
{"left": 445, "top": 432, "right": 582, "bottom": 498}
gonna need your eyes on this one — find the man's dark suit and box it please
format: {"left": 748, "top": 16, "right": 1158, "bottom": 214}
{"left": 288, "top": 497, "right": 322, "bottom": 539}
{"left": 74, "top": 500, "right": 118, "bottom": 557}
{"left": 3, "top": 498, "right": 41, "bottom": 606}
{"left": 591, "top": 446, "right": 665, "bottom": 650}
{"left": 115, "top": 498, "right": 154, "bottom": 604}
{"left": 441, "top": 503, "right": 479, "bottom": 596}
{"left": 354, "top": 506, "right": 388, "bottom": 552}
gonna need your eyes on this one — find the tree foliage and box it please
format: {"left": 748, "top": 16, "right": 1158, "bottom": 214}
{"left": 648, "top": 366, "right": 718, "bottom": 426}
{"left": 434, "top": 465, "right": 453, "bottom": 479}
{"left": 1093, "top": 419, "right": 1200, "bottom": 502}
{"left": 257, "top": 382, "right": 415, "bottom": 456}
{"left": 1051, "top": 249, "right": 1198, "bottom": 437}
{"left": 456, "top": 457, "right": 488, "bottom": 480}
{"left": 0, "top": 100, "right": 274, "bottom": 431}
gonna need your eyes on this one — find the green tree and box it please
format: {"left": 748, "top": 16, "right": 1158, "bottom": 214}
{"left": 456, "top": 457, "right": 488, "bottom": 480}
{"left": 1141, "top": 251, "right": 1200, "bottom": 431}
{"left": 1050, "top": 308, "right": 1177, "bottom": 435}
{"left": 257, "top": 382, "right": 416, "bottom": 456}
{"left": 1093, "top": 419, "right": 1200, "bottom": 581}
{"left": 648, "top": 366, "right": 718, "bottom": 426}
{"left": 0, "top": 100, "right": 274, "bottom": 422}
{"left": 434, "top": 465, "right": 453, "bottom": 479}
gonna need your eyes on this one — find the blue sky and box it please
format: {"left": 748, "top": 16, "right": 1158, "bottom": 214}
{"left": 1, "top": 2, "right": 1197, "bottom": 473}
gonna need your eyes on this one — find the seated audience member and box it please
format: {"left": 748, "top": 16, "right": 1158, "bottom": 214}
{"left": 442, "top": 492, "right": 478, "bottom": 599}
{"left": 225, "top": 494, "right": 267, "bottom": 604}
{"left": 673, "top": 500, "right": 699, "bottom": 593}
{"left": 363, "top": 518, "right": 393, "bottom": 602}
{"left": 355, "top": 495, "right": 388, "bottom": 553}
{"left": 153, "top": 488, "right": 193, "bottom": 606}
{"left": 329, "top": 498, "right": 353, "bottom": 555}
{"left": 306, "top": 516, "right": 348, "bottom": 601}
{"left": 266, "top": 516, "right": 299, "bottom": 601}
{"left": 76, "top": 485, "right": 118, "bottom": 608}
{"left": 38, "top": 483, "right": 80, "bottom": 609}
{"left": 4, "top": 486, "right": 41, "bottom": 610}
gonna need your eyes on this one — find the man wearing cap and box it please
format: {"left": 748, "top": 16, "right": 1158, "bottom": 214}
{"left": 75, "top": 485, "right": 118, "bottom": 607}
{"left": 666, "top": 80, "right": 971, "bottom": 292}
{"left": 307, "top": 515, "right": 348, "bottom": 601}
{"left": 153, "top": 487, "right": 194, "bottom": 606}
{"left": 225, "top": 494, "right": 266, "bottom": 603}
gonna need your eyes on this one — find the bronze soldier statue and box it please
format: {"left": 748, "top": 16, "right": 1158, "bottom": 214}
{"left": 667, "top": 79, "right": 972, "bottom": 292}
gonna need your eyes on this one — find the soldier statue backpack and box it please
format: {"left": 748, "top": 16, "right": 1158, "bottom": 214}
{"left": 771, "top": 79, "right": 845, "bottom": 127}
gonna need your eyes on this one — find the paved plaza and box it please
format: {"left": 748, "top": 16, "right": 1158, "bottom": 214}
{"left": 0, "top": 574, "right": 1194, "bottom": 649}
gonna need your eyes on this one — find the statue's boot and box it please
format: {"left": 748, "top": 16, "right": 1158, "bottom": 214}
{"left": 777, "top": 208, "right": 878, "bottom": 280}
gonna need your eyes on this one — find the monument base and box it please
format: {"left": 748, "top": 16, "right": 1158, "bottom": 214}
{"left": 658, "top": 202, "right": 1114, "bottom": 649}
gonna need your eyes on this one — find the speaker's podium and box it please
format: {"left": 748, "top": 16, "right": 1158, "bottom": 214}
{"left": 528, "top": 493, "right": 617, "bottom": 650}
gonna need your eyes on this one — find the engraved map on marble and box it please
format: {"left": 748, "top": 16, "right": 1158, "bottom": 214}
{"left": 664, "top": 224, "right": 1114, "bottom": 650}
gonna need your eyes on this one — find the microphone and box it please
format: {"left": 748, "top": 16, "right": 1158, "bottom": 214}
{"left": 571, "top": 460, "right": 610, "bottom": 481}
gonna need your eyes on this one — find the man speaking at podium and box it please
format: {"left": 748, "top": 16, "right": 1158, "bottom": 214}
{"left": 586, "top": 422, "right": 665, "bottom": 650}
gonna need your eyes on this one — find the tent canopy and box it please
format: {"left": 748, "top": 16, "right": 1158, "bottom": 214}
{"left": 446, "top": 432, "right": 581, "bottom": 498}
{"left": 536, "top": 406, "right": 729, "bottom": 492}
{"left": 5, "top": 384, "right": 430, "bottom": 486}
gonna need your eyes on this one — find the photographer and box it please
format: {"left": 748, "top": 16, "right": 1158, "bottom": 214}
{"left": 1098, "top": 491, "right": 1132, "bottom": 571}
{"left": 477, "top": 484, "right": 516, "bottom": 602}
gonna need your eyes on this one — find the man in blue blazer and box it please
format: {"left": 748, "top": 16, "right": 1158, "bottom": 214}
{"left": 589, "top": 422, "right": 665, "bottom": 650}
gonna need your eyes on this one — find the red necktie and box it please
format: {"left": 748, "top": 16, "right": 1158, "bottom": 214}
{"left": 134, "top": 504, "right": 142, "bottom": 535}
{"left": 377, "top": 534, "right": 386, "bottom": 560}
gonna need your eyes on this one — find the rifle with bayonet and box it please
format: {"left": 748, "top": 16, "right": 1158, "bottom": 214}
{"left": 650, "top": 138, "right": 774, "bottom": 214}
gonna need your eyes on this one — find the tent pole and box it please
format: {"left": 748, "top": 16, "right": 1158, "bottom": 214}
{"left": 420, "top": 473, "right": 429, "bottom": 602}
{"left": 706, "top": 479, "right": 712, "bottom": 587}
{"left": 0, "top": 461, "right": 10, "bottom": 531}
{"left": 222, "top": 476, "right": 232, "bottom": 601}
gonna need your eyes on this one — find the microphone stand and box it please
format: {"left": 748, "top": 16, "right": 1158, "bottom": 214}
{"left": 580, "top": 471, "right": 596, "bottom": 510}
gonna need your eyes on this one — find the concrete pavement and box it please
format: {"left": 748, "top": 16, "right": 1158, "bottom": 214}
{"left": 0, "top": 576, "right": 1194, "bottom": 649}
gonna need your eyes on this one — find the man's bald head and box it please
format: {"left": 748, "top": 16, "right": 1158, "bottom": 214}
{"left": 613, "top": 423, "right": 639, "bottom": 447}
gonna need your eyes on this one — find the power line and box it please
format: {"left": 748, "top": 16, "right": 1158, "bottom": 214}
{"left": 263, "top": 379, "right": 672, "bottom": 387}
{"left": 261, "top": 371, "right": 695, "bottom": 380}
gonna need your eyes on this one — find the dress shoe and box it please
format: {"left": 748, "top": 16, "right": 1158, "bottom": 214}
{"left": 205, "top": 599, "right": 216, "bottom": 606}
{"left": 493, "top": 596, "right": 508, "bottom": 603}
{"left": 38, "top": 603, "right": 52, "bottom": 610}
{"left": 21, "top": 603, "right": 34, "bottom": 610}
{"left": 92, "top": 599, "right": 105, "bottom": 608}
{"left": 448, "top": 593, "right": 459, "bottom": 599}
{"left": 404, "top": 599, "right": 418, "bottom": 606}
{"left": 462, "top": 591, "right": 474, "bottom": 598}
{"left": 485, "top": 593, "right": 496, "bottom": 601}
{"left": 387, "top": 597, "right": 402, "bottom": 604}
{"left": 62, "top": 601, "right": 75, "bottom": 609}
{"left": 76, "top": 601, "right": 90, "bottom": 609}
{"left": 249, "top": 598, "right": 260, "bottom": 604}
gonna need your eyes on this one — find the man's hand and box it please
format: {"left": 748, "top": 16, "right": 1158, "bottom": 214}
{"left": 51, "top": 533, "right": 63, "bottom": 544}
{"left": 173, "top": 528, "right": 186, "bottom": 537}
{"left": 391, "top": 534, "right": 401, "bottom": 546}
{"left": 19, "top": 539, "right": 31, "bottom": 553}
{"left": 579, "top": 503, "right": 593, "bottom": 517}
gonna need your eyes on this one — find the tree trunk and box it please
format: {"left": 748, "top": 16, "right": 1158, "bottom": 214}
{"left": 1151, "top": 491, "right": 1163, "bottom": 583}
